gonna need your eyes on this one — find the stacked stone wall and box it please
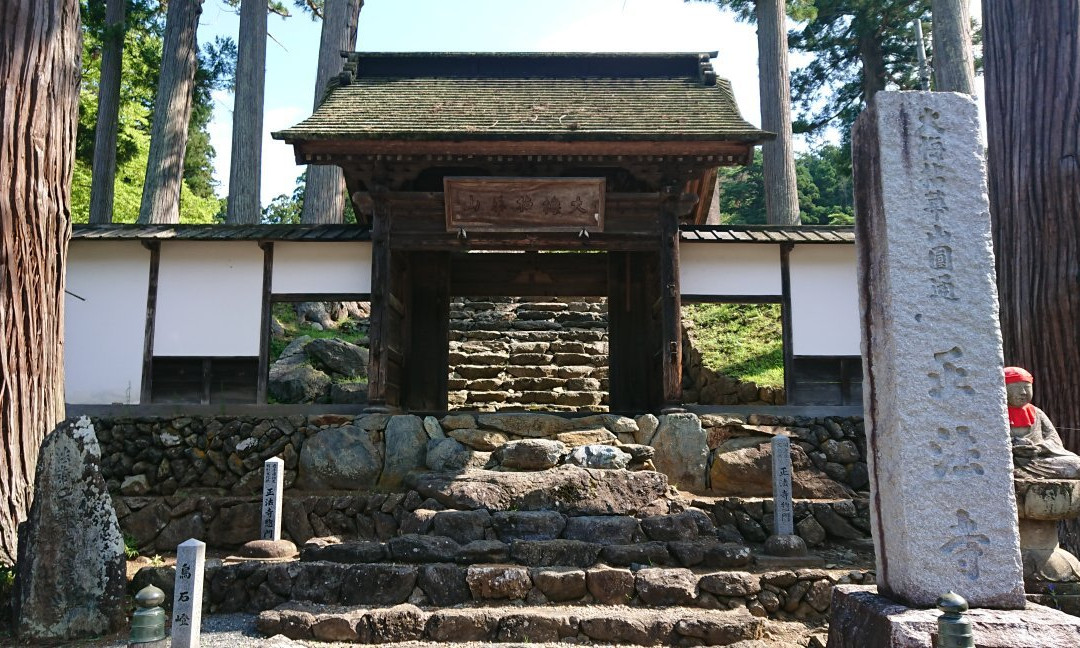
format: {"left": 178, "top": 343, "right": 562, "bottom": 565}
{"left": 448, "top": 297, "right": 608, "bottom": 411}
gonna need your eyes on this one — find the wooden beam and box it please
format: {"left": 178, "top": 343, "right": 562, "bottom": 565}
{"left": 450, "top": 253, "right": 609, "bottom": 297}
{"left": 139, "top": 241, "right": 161, "bottom": 404}
{"left": 390, "top": 232, "right": 657, "bottom": 252}
{"left": 780, "top": 243, "right": 794, "bottom": 402}
{"left": 291, "top": 138, "right": 757, "bottom": 159}
{"left": 257, "top": 242, "right": 274, "bottom": 404}
{"left": 366, "top": 201, "right": 391, "bottom": 407}
{"left": 681, "top": 294, "right": 783, "bottom": 304}
{"left": 270, "top": 292, "right": 371, "bottom": 303}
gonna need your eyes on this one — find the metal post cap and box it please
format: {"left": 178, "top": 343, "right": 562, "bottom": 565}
{"left": 936, "top": 591, "right": 969, "bottom": 614}
{"left": 134, "top": 584, "right": 166, "bottom": 608}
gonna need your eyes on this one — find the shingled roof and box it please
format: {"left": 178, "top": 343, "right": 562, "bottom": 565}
{"left": 273, "top": 52, "right": 770, "bottom": 145}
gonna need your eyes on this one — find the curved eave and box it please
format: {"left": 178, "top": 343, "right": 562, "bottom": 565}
{"left": 276, "top": 135, "right": 769, "bottom": 164}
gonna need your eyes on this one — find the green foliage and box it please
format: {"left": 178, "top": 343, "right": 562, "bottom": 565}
{"left": 76, "top": 1, "right": 235, "bottom": 221}
{"left": 715, "top": 146, "right": 854, "bottom": 225}
{"left": 262, "top": 171, "right": 359, "bottom": 225}
{"left": 123, "top": 534, "right": 140, "bottom": 560}
{"left": 684, "top": 303, "right": 784, "bottom": 387}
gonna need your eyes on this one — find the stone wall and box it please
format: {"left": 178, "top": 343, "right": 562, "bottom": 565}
{"left": 95, "top": 412, "right": 868, "bottom": 500}
{"left": 448, "top": 297, "right": 609, "bottom": 411}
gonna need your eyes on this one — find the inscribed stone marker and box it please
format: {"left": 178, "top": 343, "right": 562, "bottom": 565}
{"left": 171, "top": 539, "right": 205, "bottom": 648}
{"left": 771, "top": 435, "right": 795, "bottom": 536}
{"left": 853, "top": 91, "right": 1024, "bottom": 608}
{"left": 261, "top": 457, "right": 284, "bottom": 541}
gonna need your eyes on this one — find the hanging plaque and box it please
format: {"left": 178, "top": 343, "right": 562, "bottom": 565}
{"left": 444, "top": 177, "right": 605, "bottom": 232}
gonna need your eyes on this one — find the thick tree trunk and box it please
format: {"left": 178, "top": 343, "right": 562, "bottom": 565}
{"left": 89, "top": 0, "right": 125, "bottom": 224}
{"left": 0, "top": 0, "right": 80, "bottom": 564}
{"left": 225, "top": 0, "right": 268, "bottom": 224}
{"left": 755, "top": 0, "right": 800, "bottom": 226}
{"left": 931, "top": 0, "right": 975, "bottom": 93}
{"left": 138, "top": 0, "right": 203, "bottom": 224}
{"left": 301, "top": 0, "right": 362, "bottom": 225}
{"left": 984, "top": 1, "right": 1080, "bottom": 436}
{"left": 857, "top": 26, "right": 887, "bottom": 103}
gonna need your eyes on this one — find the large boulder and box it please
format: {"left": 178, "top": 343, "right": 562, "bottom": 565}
{"left": 408, "top": 465, "right": 669, "bottom": 515}
{"left": 14, "top": 418, "right": 126, "bottom": 641}
{"left": 379, "top": 416, "right": 427, "bottom": 489}
{"left": 306, "top": 338, "right": 369, "bottom": 378}
{"left": 477, "top": 413, "right": 575, "bottom": 437}
{"left": 297, "top": 425, "right": 382, "bottom": 490}
{"left": 650, "top": 414, "right": 709, "bottom": 492}
{"left": 493, "top": 439, "right": 566, "bottom": 470}
{"left": 268, "top": 357, "right": 331, "bottom": 403}
{"left": 709, "top": 436, "right": 853, "bottom": 498}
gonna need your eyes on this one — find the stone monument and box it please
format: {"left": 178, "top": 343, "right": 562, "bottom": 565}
{"left": 761, "top": 435, "right": 816, "bottom": 565}
{"left": 828, "top": 90, "right": 1080, "bottom": 647}
{"left": 172, "top": 538, "right": 206, "bottom": 648}
{"left": 13, "top": 417, "right": 126, "bottom": 641}
{"left": 240, "top": 457, "right": 297, "bottom": 558}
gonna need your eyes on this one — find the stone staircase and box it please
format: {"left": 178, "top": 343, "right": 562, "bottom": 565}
{"left": 134, "top": 459, "right": 871, "bottom": 646}
{"left": 448, "top": 297, "right": 609, "bottom": 411}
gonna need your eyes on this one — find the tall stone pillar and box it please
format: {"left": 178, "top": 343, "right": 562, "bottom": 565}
{"left": 827, "top": 90, "right": 1080, "bottom": 647}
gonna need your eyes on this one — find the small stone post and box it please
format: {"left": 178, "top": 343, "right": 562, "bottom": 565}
{"left": 261, "top": 457, "right": 284, "bottom": 541}
{"left": 171, "top": 539, "right": 205, "bottom": 648}
{"left": 765, "top": 435, "right": 808, "bottom": 557}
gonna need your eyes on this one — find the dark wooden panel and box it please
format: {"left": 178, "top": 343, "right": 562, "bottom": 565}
{"left": 404, "top": 252, "right": 451, "bottom": 411}
{"left": 450, "top": 253, "right": 608, "bottom": 297}
{"left": 789, "top": 355, "right": 863, "bottom": 407}
{"left": 608, "top": 251, "right": 663, "bottom": 412}
{"left": 367, "top": 207, "right": 393, "bottom": 406}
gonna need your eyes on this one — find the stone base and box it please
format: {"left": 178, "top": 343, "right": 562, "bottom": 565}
{"left": 238, "top": 539, "right": 298, "bottom": 559}
{"left": 827, "top": 585, "right": 1080, "bottom": 648}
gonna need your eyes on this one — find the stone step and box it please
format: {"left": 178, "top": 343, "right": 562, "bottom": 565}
{"left": 256, "top": 602, "right": 766, "bottom": 645}
{"left": 299, "top": 536, "right": 752, "bottom": 569}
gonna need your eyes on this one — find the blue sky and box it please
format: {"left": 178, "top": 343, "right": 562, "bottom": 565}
{"left": 197, "top": 0, "right": 983, "bottom": 208}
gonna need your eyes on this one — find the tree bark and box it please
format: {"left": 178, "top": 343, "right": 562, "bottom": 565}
{"left": 857, "top": 24, "right": 887, "bottom": 103}
{"left": 138, "top": 0, "right": 203, "bottom": 224}
{"left": 300, "top": 0, "right": 362, "bottom": 225}
{"left": 0, "top": 0, "right": 80, "bottom": 564}
{"left": 89, "top": 0, "right": 125, "bottom": 224}
{"left": 931, "top": 0, "right": 975, "bottom": 93}
{"left": 226, "top": 0, "right": 268, "bottom": 224}
{"left": 984, "top": 0, "right": 1080, "bottom": 437}
{"left": 755, "top": 0, "right": 800, "bottom": 225}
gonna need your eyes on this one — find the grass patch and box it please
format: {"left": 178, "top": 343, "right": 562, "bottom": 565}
{"left": 683, "top": 302, "right": 784, "bottom": 388}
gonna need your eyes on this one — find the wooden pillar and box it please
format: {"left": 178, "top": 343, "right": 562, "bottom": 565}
{"left": 256, "top": 242, "right": 273, "bottom": 404}
{"left": 366, "top": 198, "right": 392, "bottom": 409}
{"left": 139, "top": 241, "right": 161, "bottom": 404}
{"left": 659, "top": 195, "right": 684, "bottom": 409}
{"left": 403, "top": 251, "right": 450, "bottom": 411}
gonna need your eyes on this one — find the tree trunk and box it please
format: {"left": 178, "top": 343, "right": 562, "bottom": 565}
{"left": 138, "top": 0, "right": 203, "bottom": 224}
{"left": 89, "top": 0, "right": 125, "bottom": 224}
{"left": 857, "top": 24, "right": 887, "bottom": 103}
{"left": 931, "top": 0, "right": 975, "bottom": 93}
{"left": 984, "top": 1, "right": 1080, "bottom": 437}
{"left": 301, "top": 0, "right": 363, "bottom": 225}
{"left": 225, "top": 0, "right": 268, "bottom": 224}
{"left": 755, "top": 0, "right": 800, "bottom": 226}
{"left": 0, "top": 0, "right": 80, "bottom": 565}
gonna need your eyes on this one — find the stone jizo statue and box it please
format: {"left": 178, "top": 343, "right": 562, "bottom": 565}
{"left": 1006, "top": 366, "right": 1080, "bottom": 479}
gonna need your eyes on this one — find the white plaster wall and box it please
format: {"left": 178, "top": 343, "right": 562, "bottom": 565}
{"left": 680, "top": 243, "right": 782, "bottom": 296}
{"left": 272, "top": 242, "right": 372, "bottom": 294}
{"left": 154, "top": 242, "right": 263, "bottom": 356}
{"left": 790, "top": 245, "right": 860, "bottom": 356}
{"left": 65, "top": 241, "right": 150, "bottom": 404}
